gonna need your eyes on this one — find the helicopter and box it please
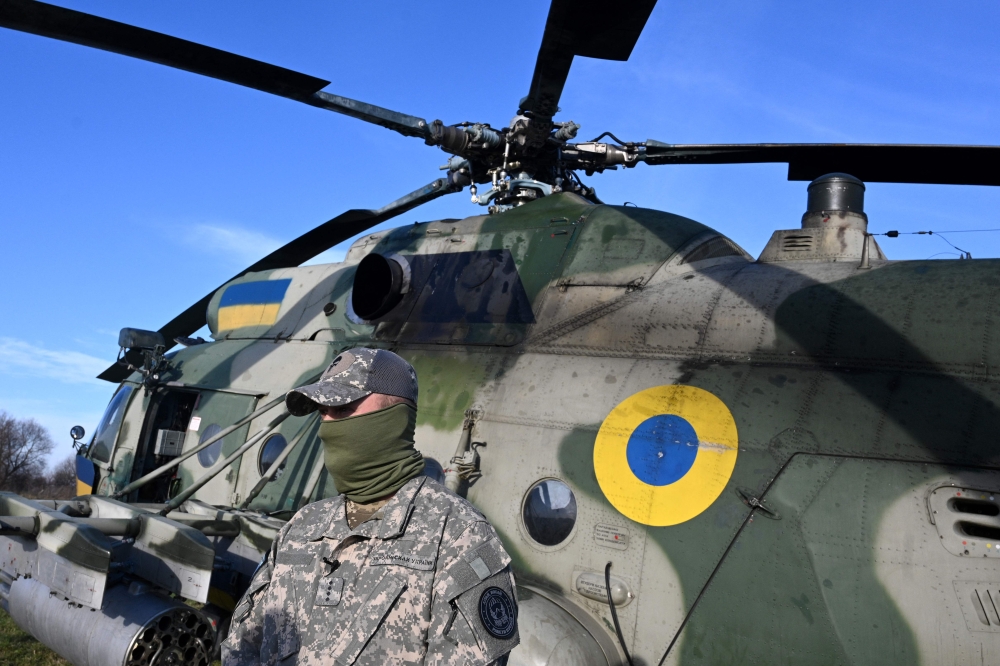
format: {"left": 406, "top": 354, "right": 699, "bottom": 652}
{"left": 2, "top": 0, "right": 1000, "bottom": 665}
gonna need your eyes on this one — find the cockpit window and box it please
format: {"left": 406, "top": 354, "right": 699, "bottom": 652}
{"left": 89, "top": 385, "right": 134, "bottom": 463}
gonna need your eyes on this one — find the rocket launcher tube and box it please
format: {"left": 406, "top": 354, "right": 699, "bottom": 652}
{"left": 113, "top": 392, "right": 288, "bottom": 499}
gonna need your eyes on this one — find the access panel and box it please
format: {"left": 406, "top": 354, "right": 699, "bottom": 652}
{"left": 671, "top": 456, "right": 1000, "bottom": 665}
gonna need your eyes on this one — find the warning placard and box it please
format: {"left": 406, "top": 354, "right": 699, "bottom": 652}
{"left": 594, "top": 524, "right": 630, "bottom": 550}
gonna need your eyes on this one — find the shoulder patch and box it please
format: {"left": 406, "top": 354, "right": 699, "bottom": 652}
{"left": 478, "top": 586, "right": 517, "bottom": 640}
{"left": 453, "top": 573, "right": 520, "bottom": 658}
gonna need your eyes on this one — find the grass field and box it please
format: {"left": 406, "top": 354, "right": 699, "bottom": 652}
{"left": 0, "top": 610, "right": 70, "bottom": 666}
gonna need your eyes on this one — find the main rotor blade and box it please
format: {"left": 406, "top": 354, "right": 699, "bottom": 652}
{"left": 521, "top": 0, "right": 657, "bottom": 119}
{"left": 0, "top": 0, "right": 430, "bottom": 138}
{"left": 643, "top": 142, "right": 1000, "bottom": 186}
{"left": 97, "top": 176, "right": 464, "bottom": 382}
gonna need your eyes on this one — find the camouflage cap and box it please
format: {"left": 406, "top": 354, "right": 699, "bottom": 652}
{"left": 285, "top": 348, "right": 418, "bottom": 416}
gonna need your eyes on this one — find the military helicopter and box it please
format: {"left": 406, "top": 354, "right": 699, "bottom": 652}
{"left": 2, "top": 0, "right": 1000, "bottom": 664}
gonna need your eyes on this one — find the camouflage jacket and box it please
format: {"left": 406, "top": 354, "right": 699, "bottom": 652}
{"left": 222, "top": 476, "right": 519, "bottom": 665}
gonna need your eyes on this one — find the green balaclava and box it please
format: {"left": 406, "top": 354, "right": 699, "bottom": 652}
{"left": 318, "top": 403, "right": 424, "bottom": 503}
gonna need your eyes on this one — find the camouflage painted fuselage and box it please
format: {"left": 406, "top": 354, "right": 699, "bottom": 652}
{"left": 90, "top": 192, "right": 1000, "bottom": 664}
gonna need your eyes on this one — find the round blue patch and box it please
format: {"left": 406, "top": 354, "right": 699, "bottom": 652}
{"left": 479, "top": 586, "right": 516, "bottom": 640}
{"left": 625, "top": 414, "right": 699, "bottom": 486}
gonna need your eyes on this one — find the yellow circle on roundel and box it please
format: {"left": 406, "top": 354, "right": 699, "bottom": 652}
{"left": 594, "top": 385, "right": 738, "bottom": 527}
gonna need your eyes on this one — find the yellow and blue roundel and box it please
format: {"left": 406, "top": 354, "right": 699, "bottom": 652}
{"left": 594, "top": 385, "right": 738, "bottom": 527}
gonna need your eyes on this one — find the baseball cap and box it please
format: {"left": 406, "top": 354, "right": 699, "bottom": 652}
{"left": 285, "top": 347, "right": 418, "bottom": 416}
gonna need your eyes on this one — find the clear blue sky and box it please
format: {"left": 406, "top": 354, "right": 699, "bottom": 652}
{"left": 2, "top": 1, "right": 998, "bottom": 468}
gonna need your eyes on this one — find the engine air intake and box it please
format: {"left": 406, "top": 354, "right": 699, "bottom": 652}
{"left": 352, "top": 253, "right": 407, "bottom": 320}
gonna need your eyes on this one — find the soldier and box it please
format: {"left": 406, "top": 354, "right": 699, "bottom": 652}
{"left": 222, "top": 347, "right": 519, "bottom": 665}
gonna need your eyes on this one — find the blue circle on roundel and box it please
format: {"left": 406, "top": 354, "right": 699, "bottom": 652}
{"left": 625, "top": 414, "right": 699, "bottom": 486}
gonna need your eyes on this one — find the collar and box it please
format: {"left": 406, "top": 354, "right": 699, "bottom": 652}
{"left": 307, "top": 476, "right": 426, "bottom": 543}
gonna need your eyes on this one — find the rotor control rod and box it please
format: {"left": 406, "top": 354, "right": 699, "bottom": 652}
{"left": 158, "top": 410, "right": 291, "bottom": 515}
{"left": 425, "top": 121, "right": 502, "bottom": 154}
{"left": 563, "top": 142, "right": 644, "bottom": 169}
{"left": 113, "top": 392, "right": 288, "bottom": 499}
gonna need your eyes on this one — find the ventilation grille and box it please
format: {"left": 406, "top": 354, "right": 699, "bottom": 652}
{"left": 955, "top": 581, "right": 1000, "bottom": 632}
{"left": 781, "top": 234, "right": 814, "bottom": 252}
{"left": 952, "top": 498, "right": 1000, "bottom": 516}
{"left": 972, "top": 588, "right": 1000, "bottom": 628}
{"left": 929, "top": 486, "right": 1000, "bottom": 559}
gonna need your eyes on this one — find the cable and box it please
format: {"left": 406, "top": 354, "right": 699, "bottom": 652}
{"left": 605, "top": 562, "right": 634, "bottom": 666}
{"left": 875, "top": 229, "right": 974, "bottom": 259}
{"left": 911, "top": 228, "right": 1000, "bottom": 234}
{"left": 927, "top": 233, "right": 971, "bottom": 257}
{"left": 875, "top": 228, "right": 1000, "bottom": 235}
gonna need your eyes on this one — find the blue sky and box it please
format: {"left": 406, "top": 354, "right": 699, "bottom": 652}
{"left": 1, "top": 1, "right": 998, "bottom": 468}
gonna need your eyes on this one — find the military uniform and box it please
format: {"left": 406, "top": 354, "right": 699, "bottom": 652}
{"left": 223, "top": 475, "right": 519, "bottom": 665}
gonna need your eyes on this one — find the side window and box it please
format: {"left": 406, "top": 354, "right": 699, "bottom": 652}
{"left": 197, "top": 424, "right": 224, "bottom": 467}
{"left": 89, "top": 386, "right": 134, "bottom": 463}
{"left": 522, "top": 478, "right": 578, "bottom": 547}
{"left": 258, "top": 434, "right": 289, "bottom": 477}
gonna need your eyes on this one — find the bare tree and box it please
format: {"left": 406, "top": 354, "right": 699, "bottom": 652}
{"left": 49, "top": 456, "right": 77, "bottom": 491}
{"left": 15, "top": 456, "right": 78, "bottom": 500}
{"left": 0, "top": 411, "right": 54, "bottom": 492}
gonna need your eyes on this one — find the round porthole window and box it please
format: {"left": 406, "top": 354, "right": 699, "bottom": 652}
{"left": 422, "top": 457, "right": 446, "bottom": 484}
{"left": 258, "top": 434, "right": 289, "bottom": 477}
{"left": 522, "top": 478, "right": 577, "bottom": 547}
{"left": 196, "top": 424, "right": 223, "bottom": 468}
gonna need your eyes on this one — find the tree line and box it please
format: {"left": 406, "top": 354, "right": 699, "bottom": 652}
{"left": 0, "top": 412, "right": 76, "bottom": 500}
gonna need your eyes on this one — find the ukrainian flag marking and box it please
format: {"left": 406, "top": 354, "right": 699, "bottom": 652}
{"left": 75, "top": 454, "right": 95, "bottom": 496}
{"left": 217, "top": 279, "right": 292, "bottom": 331}
{"left": 594, "top": 385, "right": 738, "bottom": 526}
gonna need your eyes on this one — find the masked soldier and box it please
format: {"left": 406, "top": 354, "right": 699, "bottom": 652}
{"left": 222, "top": 348, "right": 519, "bottom": 665}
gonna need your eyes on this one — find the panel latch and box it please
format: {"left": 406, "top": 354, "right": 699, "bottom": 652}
{"left": 737, "top": 487, "right": 780, "bottom": 520}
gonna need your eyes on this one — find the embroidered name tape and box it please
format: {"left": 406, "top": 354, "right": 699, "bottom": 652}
{"left": 370, "top": 553, "right": 435, "bottom": 569}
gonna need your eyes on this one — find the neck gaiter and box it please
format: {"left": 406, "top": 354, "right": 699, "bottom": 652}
{"left": 318, "top": 403, "right": 423, "bottom": 503}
